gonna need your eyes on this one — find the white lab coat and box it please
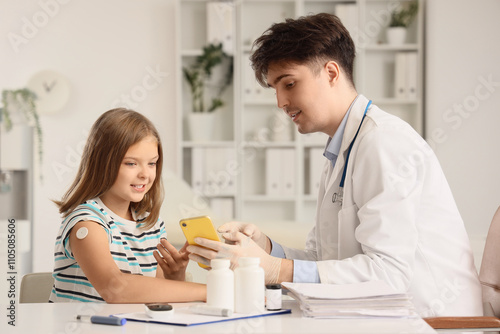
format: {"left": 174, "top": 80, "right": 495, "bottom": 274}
{"left": 281, "top": 95, "right": 483, "bottom": 317}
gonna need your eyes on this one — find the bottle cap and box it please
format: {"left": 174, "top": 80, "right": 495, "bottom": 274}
{"left": 238, "top": 257, "right": 260, "bottom": 266}
{"left": 265, "top": 283, "right": 282, "bottom": 290}
{"left": 210, "top": 258, "right": 230, "bottom": 269}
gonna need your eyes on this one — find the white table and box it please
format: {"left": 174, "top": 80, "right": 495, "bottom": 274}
{"left": 3, "top": 300, "right": 437, "bottom": 333}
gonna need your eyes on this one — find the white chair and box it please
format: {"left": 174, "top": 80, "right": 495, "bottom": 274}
{"left": 20, "top": 272, "right": 54, "bottom": 303}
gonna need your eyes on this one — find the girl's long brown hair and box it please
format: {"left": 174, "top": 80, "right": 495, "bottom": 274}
{"left": 54, "top": 108, "right": 164, "bottom": 229}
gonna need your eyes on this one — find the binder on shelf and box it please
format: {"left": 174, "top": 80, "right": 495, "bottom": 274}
{"left": 394, "top": 52, "right": 407, "bottom": 99}
{"left": 265, "top": 148, "right": 296, "bottom": 197}
{"left": 308, "top": 148, "right": 325, "bottom": 195}
{"left": 281, "top": 149, "right": 296, "bottom": 196}
{"left": 191, "top": 147, "right": 205, "bottom": 194}
{"left": 243, "top": 58, "right": 275, "bottom": 103}
{"left": 190, "top": 148, "right": 237, "bottom": 197}
{"left": 206, "top": 148, "right": 237, "bottom": 196}
{"left": 265, "top": 148, "right": 282, "bottom": 196}
{"left": 221, "top": 148, "right": 237, "bottom": 195}
{"left": 204, "top": 147, "right": 218, "bottom": 195}
{"left": 394, "top": 51, "right": 418, "bottom": 100}
{"left": 406, "top": 52, "right": 418, "bottom": 99}
{"left": 206, "top": 1, "right": 234, "bottom": 55}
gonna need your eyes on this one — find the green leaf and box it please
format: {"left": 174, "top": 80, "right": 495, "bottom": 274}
{"left": 182, "top": 42, "right": 233, "bottom": 113}
{"left": 1, "top": 87, "right": 43, "bottom": 179}
{"left": 389, "top": 1, "right": 418, "bottom": 28}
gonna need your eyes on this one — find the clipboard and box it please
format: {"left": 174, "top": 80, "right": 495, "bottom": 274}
{"left": 113, "top": 303, "right": 291, "bottom": 327}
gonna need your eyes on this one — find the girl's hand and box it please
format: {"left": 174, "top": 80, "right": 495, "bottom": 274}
{"left": 154, "top": 239, "right": 190, "bottom": 281}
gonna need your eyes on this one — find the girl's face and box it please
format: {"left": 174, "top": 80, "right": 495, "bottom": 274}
{"left": 101, "top": 135, "right": 159, "bottom": 216}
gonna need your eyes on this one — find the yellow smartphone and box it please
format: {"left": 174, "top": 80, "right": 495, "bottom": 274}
{"left": 179, "top": 215, "right": 221, "bottom": 268}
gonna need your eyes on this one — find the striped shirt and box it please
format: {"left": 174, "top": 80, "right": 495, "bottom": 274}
{"left": 49, "top": 197, "right": 166, "bottom": 302}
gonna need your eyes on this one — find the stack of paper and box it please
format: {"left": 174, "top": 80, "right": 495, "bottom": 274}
{"left": 282, "top": 280, "right": 417, "bottom": 319}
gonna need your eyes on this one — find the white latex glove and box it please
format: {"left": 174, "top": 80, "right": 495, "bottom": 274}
{"left": 187, "top": 231, "right": 282, "bottom": 284}
{"left": 217, "top": 222, "right": 270, "bottom": 252}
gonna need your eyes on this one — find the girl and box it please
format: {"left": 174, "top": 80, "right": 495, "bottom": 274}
{"left": 50, "top": 108, "right": 206, "bottom": 303}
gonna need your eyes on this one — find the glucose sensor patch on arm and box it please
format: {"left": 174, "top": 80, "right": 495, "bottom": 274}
{"left": 76, "top": 227, "right": 89, "bottom": 240}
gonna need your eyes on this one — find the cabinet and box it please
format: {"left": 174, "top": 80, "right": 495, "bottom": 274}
{"left": 175, "top": 0, "right": 424, "bottom": 224}
{"left": 0, "top": 125, "right": 34, "bottom": 277}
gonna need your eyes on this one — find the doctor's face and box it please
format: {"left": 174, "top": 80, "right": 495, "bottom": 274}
{"left": 266, "top": 61, "right": 337, "bottom": 135}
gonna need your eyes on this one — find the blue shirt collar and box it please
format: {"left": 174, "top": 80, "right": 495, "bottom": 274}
{"left": 324, "top": 95, "right": 359, "bottom": 163}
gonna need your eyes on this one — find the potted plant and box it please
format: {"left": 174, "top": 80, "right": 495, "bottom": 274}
{"left": 183, "top": 42, "right": 233, "bottom": 141}
{"left": 387, "top": 0, "right": 419, "bottom": 45}
{"left": 0, "top": 88, "right": 43, "bottom": 177}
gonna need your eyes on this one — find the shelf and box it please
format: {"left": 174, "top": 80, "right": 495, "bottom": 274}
{"left": 199, "top": 193, "right": 237, "bottom": 199}
{"left": 243, "top": 99, "right": 277, "bottom": 106}
{"left": 302, "top": 142, "right": 326, "bottom": 148}
{"left": 242, "top": 141, "right": 296, "bottom": 148}
{"left": 177, "top": 0, "right": 424, "bottom": 222}
{"left": 243, "top": 195, "right": 296, "bottom": 202}
{"left": 303, "top": 195, "right": 318, "bottom": 201}
{"left": 182, "top": 49, "right": 239, "bottom": 57}
{"left": 364, "top": 44, "right": 419, "bottom": 51}
{"left": 182, "top": 141, "right": 236, "bottom": 148}
{"left": 371, "top": 98, "right": 419, "bottom": 105}
{"left": 242, "top": 0, "right": 296, "bottom": 3}
{"left": 181, "top": 49, "right": 203, "bottom": 57}
{"left": 365, "top": 0, "right": 415, "bottom": 2}
{"left": 304, "top": 0, "right": 356, "bottom": 2}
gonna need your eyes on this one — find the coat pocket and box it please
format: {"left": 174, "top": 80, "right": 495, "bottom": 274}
{"left": 338, "top": 204, "right": 362, "bottom": 259}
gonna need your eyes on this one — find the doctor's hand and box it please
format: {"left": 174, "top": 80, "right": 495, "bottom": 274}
{"left": 154, "top": 239, "right": 189, "bottom": 281}
{"left": 217, "top": 222, "right": 271, "bottom": 253}
{"left": 187, "top": 232, "right": 282, "bottom": 284}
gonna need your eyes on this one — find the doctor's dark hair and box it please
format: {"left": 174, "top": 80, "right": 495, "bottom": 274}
{"left": 54, "top": 108, "right": 164, "bottom": 229}
{"left": 250, "top": 12, "right": 356, "bottom": 87}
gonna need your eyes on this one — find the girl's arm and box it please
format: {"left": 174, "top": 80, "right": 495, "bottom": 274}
{"left": 69, "top": 221, "right": 206, "bottom": 304}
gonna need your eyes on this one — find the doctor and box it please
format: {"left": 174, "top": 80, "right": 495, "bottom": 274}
{"left": 187, "top": 13, "right": 483, "bottom": 317}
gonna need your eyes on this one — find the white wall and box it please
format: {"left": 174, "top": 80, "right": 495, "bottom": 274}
{"left": 425, "top": 0, "right": 500, "bottom": 264}
{"left": 0, "top": 0, "right": 178, "bottom": 272}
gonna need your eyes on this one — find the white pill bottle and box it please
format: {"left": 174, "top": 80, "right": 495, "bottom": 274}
{"left": 207, "top": 259, "right": 234, "bottom": 311}
{"left": 234, "top": 257, "right": 265, "bottom": 314}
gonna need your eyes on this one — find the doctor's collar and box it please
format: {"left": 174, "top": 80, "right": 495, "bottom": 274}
{"left": 324, "top": 95, "right": 360, "bottom": 161}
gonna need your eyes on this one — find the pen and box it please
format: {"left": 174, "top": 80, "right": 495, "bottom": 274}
{"left": 189, "top": 305, "right": 233, "bottom": 317}
{"left": 76, "top": 315, "right": 126, "bottom": 326}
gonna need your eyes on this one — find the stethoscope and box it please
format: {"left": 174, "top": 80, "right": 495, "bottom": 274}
{"left": 332, "top": 100, "right": 372, "bottom": 206}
